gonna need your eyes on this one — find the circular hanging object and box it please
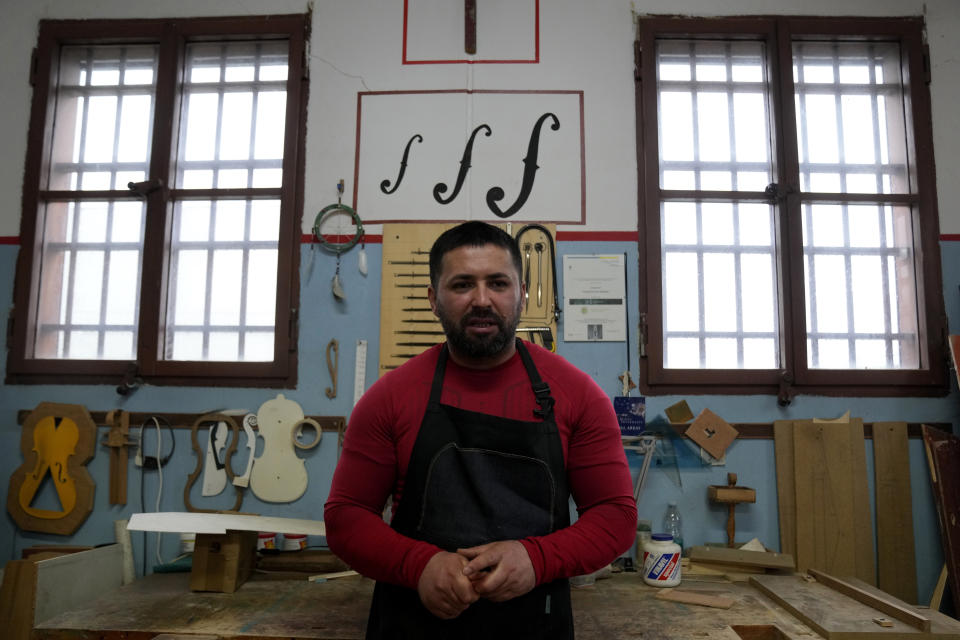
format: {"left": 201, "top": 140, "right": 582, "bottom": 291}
{"left": 313, "top": 203, "right": 364, "bottom": 254}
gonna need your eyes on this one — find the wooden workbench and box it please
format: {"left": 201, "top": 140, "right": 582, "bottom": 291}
{"left": 32, "top": 570, "right": 828, "bottom": 640}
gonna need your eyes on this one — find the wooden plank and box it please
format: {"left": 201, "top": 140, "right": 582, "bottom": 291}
{"left": 654, "top": 588, "right": 735, "bottom": 609}
{"left": 930, "top": 564, "right": 948, "bottom": 609}
{"left": 847, "top": 418, "right": 876, "bottom": 586}
{"left": 687, "top": 546, "right": 794, "bottom": 570}
{"left": 793, "top": 420, "right": 857, "bottom": 577}
{"left": 773, "top": 420, "right": 796, "bottom": 558}
{"left": 751, "top": 574, "right": 960, "bottom": 639}
{"left": 808, "top": 569, "right": 929, "bottom": 632}
{"left": 922, "top": 425, "right": 960, "bottom": 615}
{"left": 0, "top": 560, "right": 38, "bottom": 640}
{"left": 872, "top": 421, "right": 917, "bottom": 603}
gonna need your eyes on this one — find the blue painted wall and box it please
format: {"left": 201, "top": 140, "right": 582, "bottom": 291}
{"left": 1, "top": 239, "right": 957, "bottom": 603}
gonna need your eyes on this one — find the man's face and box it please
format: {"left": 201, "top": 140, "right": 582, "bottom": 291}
{"left": 428, "top": 244, "right": 525, "bottom": 367}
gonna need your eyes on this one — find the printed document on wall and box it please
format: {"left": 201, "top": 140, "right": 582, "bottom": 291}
{"left": 562, "top": 255, "right": 626, "bottom": 342}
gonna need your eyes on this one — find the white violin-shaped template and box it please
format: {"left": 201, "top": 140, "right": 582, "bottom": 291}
{"left": 249, "top": 394, "right": 319, "bottom": 503}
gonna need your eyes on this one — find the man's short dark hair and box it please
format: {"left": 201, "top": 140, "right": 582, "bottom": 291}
{"left": 429, "top": 221, "right": 523, "bottom": 288}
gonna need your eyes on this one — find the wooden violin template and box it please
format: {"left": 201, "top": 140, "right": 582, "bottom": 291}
{"left": 250, "top": 394, "right": 319, "bottom": 503}
{"left": 6, "top": 403, "right": 96, "bottom": 535}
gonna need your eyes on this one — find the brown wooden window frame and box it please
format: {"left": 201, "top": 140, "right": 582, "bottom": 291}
{"left": 636, "top": 16, "right": 947, "bottom": 400}
{"left": 7, "top": 15, "right": 309, "bottom": 387}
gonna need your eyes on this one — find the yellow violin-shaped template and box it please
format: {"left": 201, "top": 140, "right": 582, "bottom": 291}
{"left": 6, "top": 403, "right": 96, "bottom": 535}
{"left": 19, "top": 415, "right": 81, "bottom": 518}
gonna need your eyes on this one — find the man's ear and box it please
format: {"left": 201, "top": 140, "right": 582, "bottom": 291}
{"left": 427, "top": 286, "right": 439, "bottom": 316}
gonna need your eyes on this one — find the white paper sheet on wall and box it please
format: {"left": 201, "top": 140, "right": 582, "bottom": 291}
{"left": 562, "top": 254, "right": 626, "bottom": 342}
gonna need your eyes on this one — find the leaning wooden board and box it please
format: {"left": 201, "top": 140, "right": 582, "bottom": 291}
{"left": 872, "top": 421, "right": 917, "bottom": 604}
{"left": 773, "top": 420, "right": 797, "bottom": 558}
{"left": 751, "top": 574, "right": 960, "bottom": 639}
{"left": 922, "top": 424, "right": 960, "bottom": 616}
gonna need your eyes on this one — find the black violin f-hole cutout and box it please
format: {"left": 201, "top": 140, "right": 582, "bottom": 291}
{"left": 486, "top": 112, "right": 560, "bottom": 218}
{"left": 381, "top": 134, "right": 423, "bottom": 195}
{"left": 434, "top": 124, "right": 492, "bottom": 204}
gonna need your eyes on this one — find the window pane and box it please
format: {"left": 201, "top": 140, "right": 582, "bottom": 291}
{"left": 176, "top": 40, "right": 288, "bottom": 189}
{"left": 657, "top": 39, "right": 772, "bottom": 191}
{"left": 47, "top": 45, "right": 157, "bottom": 191}
{"left": 32, "top": 200, "right": 144, "bottom": 359}
{"left": 802, "top": 203, "right": 919, "bottom": 369}
{"left": 793, "top": 41, "right": 911, "bottom": 195}
{"left": 164, "top": 199, "right": 280, "bottom": 362}
{"left": 662, "top": 201, "right": 780, "bottom": 369}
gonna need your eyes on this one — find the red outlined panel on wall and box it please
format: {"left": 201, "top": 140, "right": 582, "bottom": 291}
{"left": 354, "top": 90, "right": 585, "bottom": 225}
{"left": 403, "top": 0, "right": 539, "bottom": 64}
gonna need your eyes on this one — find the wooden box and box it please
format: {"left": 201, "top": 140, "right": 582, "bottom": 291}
{"left": 189, "top": 530, "right": 257, "bottom": 593}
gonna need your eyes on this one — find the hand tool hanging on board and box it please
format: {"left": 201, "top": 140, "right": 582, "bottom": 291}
{"left": 515, "top": 224, "right": 561, "bottom": 324}
{"left": 313, "top": 180, "right": 364, "bottom": 301}
{"left": 103, "top": 410, "right": 136, "bottom": 505}
{"left": 326, "top": 339, "right": 339, "bottom": 399}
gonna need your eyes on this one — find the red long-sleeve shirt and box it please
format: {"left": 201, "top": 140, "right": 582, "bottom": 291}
{"left": 324, "top": 342, "right": 637, "bottom": 590}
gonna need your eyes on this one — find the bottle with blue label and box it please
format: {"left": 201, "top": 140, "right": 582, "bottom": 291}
{"left": 642, "top": 533, "right": 682, "bottom": 587}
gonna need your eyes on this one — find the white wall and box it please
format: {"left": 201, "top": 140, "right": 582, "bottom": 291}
{"left": 1, "top": 0, "right": 957, "bottom": 234}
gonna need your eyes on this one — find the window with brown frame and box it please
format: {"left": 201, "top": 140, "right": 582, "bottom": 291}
{"left": 635, "top": 16, "right": 947, "bottom": 400}
{"left": 7, "top": 15, "right": 308, "bottom": 387}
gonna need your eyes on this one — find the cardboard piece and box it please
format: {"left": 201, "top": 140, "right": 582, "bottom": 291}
{"left": 664, "top": 400, "right": 694, "bottom": 424}
{"left": 685, "top": 409, "right": 738, "bottom": 460}
{"left": 190, "top": 530, "right": 258, "bottom": 593}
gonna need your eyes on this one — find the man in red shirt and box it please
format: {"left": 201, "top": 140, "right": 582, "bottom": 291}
{"left": 325, "top": 221, "right": 636, "bottom": 639}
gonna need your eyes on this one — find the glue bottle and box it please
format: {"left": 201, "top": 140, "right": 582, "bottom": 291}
{"left": 642, "top": 533, "right": 682, "bottom": 587}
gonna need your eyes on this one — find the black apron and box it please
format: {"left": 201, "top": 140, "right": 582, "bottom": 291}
{"left": 366, "top": 339, "right": 573, "bottom": 640}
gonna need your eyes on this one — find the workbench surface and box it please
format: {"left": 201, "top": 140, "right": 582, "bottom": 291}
{"left": 32, "top": 571, "right": 821, "bottom": 639}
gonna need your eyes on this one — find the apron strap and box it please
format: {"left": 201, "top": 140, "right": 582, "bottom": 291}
{"left": 428, "top": 344, "right": 450, "bottom": 406}
{"left": 514, "top": 339, "right": 556, "bottom": 420}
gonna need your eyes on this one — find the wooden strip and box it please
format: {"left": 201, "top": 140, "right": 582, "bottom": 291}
{"left": 654, "top": 588, "right": 735, "bottom": 609}
{"left": 847, "top": 418, "right": 876, "bottom": 586}
{"left": 0, "top": 559, "right": 38, "bottom": 640}
{"left": 773, "top": 420, "right": 796, "bottom": 558}
{"left": 308, "top": 570, "right": 360, "bottom": 582}
{"left": 17, "top": 410, "right": 948, "bottom": 438}
{"left": 808, "top": 569, "right": 930, "bottom": 632}
{"left": 873, "top": 421, "right": 917, "bottom": 603}
{"left": 793, "top": 420, "right": 857, "bottom": 577}
{"left": 17, "top": 410, "right": 345, "bottom": 431}
{"left": 930, "top": 564, "right": 948, "bottom": 610}
{"left": 688, "top": 546, "right": 793, "bottom": 570}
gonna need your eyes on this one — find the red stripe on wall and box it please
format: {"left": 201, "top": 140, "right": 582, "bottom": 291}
{"left": 0, "top": 236, "right": 19, "bottom": 245}
{"left": 556, "top": 231, "right": 638, "bottom": 242}
{"left": 940, "top": 234, "right": 960, "bottom": 242}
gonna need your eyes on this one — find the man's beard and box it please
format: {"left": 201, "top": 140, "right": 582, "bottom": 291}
{"left": 436, "top": 300, "right": 522, "bottom": 359}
